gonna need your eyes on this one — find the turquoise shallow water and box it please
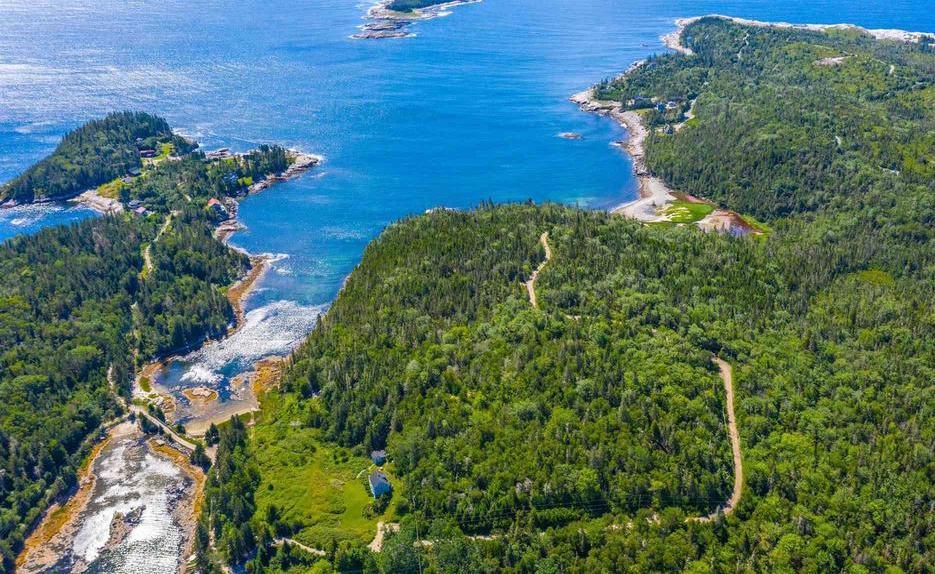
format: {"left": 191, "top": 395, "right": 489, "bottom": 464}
{"left": 2, "top": 0, "right": 933, "bottom": 419}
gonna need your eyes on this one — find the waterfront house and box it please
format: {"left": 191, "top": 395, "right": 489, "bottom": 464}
{"left": 205, "top": 148, "right": 232, "bottom": 160}
{"left": 206, "top": 197, "right": 229, "bottom": 218}
{"left": 370, "top": 450, "right": 386, "bottom": 465}
{"left": 369, "top": 471, "right": 391, "bottom": 498}
{"left": 627, "top": 96, "right": 652, "bottom": 108}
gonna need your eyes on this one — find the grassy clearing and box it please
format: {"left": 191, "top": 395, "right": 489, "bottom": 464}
{"left": 740, "top": 213, "right": 772, "bottom": 236}
{"left": 856, "top": 268, "right": 895, "bottom": 286}
{"left": 95, "top": 177, "right": 126, "bottom": 199}
{"left": 252, "top": 391, "right": 400, "bottom": 549}
{"left": 662, "top": 200, "right": 715, "bottom": 223}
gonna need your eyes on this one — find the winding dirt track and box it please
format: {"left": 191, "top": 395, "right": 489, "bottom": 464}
{"left": 359, "top": 237, "right": 744, "bottom": 553}
{"left": 142, "top": 213, "right": 173, "bottom": 277}
{"left": 524, "top": 232, "right": 551, "bottom": 308}
{"left": 524, "top": 232, "right": 743, "bottom": 520}
{"left": 694, "top": 357, "right": 743, "bottom": 521}
{"left": 275, "top": 537, "right": 326, "bottom": 557}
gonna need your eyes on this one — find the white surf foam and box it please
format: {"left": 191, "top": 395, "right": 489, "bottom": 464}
{"left": 174, "top": 300, "right": 327, "bottom": 388}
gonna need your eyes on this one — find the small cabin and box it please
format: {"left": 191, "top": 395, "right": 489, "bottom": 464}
{"left": 370, "top": 450, "right": 386, "bottom": 465}
{"left": 206, "top": 198, "right": 228, "bottom": 217}
{"left": 139, "top": 149, "right": 156, "bottom": 158}
{"left": 369, "top": 471, "right": 391, "bottom": 498}
{"left": 627, "top": 96, "right": 652, "bottom": 108}
{"left": 205, "top": 148, "right": 232, "bottom": 160}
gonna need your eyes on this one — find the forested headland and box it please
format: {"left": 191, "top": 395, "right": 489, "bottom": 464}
{"left": 0, "top": 111, "right": 194, "bottom": 204}
{"left": 203, "top": 17, "right": 933, "bottom": 574}
{"left": 0, "top": 112, "right": 300, "bottom": 571}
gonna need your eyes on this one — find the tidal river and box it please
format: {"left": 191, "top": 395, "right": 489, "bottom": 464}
{"left": 2, "top": 0, "right": 933, "bottom": 570}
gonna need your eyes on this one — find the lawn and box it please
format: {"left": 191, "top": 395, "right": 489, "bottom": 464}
{"left": 252, "top": 391, "right": 401, "bottom": 549}
{"left": 95, "top": 177, "right": 126, "bottom": 199}
{"left": 662, "top": 199, "right": 715, "bottom": 223}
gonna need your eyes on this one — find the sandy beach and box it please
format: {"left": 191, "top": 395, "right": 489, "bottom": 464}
{"left": 227, "top": 255, "right": 271, "bottom": 333}
{"left": 570, "top": 89, "right": 676, "bottom": 223}
{"left": 571, "top": 18, "right": 778, "bottom": 236}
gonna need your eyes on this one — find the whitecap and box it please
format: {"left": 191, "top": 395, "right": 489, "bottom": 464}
{"left": 179, "top": 365, "right": 222, "bottom": 386}
{"left": 173, "top": 300, "right": 327, "bottom": 390}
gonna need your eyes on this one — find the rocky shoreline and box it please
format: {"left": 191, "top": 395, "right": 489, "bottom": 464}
{"left": 16, "top": 423, "right": 202, "bottom": 574}
{"left": 677, "top": 14, "right": 934, "bottom": 46}
{"left": 16, "top": 426, "right": 117, "bottom": 573}
{"left": 571, "top": 19, "right": 767, "bottom": 236}
{"left": 72, "top": 189, "right": 124, "bottom": 214}
{"left": 353, "top": 0, "right": 481, "bottom": 39}
{"left": 573, "top": 15, "right": 931, "bottom": 233}
{"left": 136, "top": 147, "right": 320, "bottom": 438}
{"left": 570, "top": 89, "right": 678, "bottom": 223}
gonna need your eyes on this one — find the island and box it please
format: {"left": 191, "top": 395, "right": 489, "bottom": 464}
{"left": 195, "top": 16, "right": 932, "bottom": 574}
{"left": 354, "top": 0, "right": 479, "bottom": 40}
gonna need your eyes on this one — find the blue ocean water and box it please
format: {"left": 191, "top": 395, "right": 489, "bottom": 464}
{"left": 1, "top": 0, "right": 932, "bottom": 416}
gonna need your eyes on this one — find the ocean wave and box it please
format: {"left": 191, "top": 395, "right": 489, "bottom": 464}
{"left": 172, "top": 299, "right": 327, "bottom": 390}
{"left": 13, "top": 119, "right": 57, "bottom": 134}
{"left": 321, "top": 225, "right": 366, "bottom": 240}
{"left": 0, "top": 202, "right": 68, "bottom": 226}
{"left": 179, "top": 365, "right": 222, "bottom": 386}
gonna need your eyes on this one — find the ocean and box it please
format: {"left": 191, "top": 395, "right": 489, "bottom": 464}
{"left": 2, "top": 0, "right": 932, "bottom": 568}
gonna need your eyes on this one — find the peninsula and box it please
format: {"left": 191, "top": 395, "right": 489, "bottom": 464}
{"left": 1, "top": 111, "right": 320, "bottom": 573}
{"left": 1, "top": 13, "right": 932, "bottom": 574}
{"left": 195, "top": 16, "right": 932, "bottom": 574}
{"left": 575, "top": 15, "right": 933, "bottom": 237}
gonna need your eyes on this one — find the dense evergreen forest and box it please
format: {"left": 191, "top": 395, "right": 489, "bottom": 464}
{"left": 0, "top": 113, "right": 295, "bottom": 570}
{"left": 207, "top": 18, "right": 933, "bottom": 574}
{"left": 0, "top": 111, "right": 194, "bottom": 204}
{"left": 386, "top": 0, "right": 450, "bottom": 12}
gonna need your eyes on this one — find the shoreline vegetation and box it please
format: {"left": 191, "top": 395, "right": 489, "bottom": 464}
{"left": 0, "top": 112, "right": 321, "bottom": 572}
{"left": 134, "top": 150, "right": 321, "bottom": 438}
{"left": 193, "top": 16, "right": 934, "bottom": 573}
{"left": 3, "top": 12, "right": 934, "bottom": 574}
{"left": 353, "top": 0, "right": 480, "bottom": 40}
{"left": 573, "top": 14, "right": 933, "bottom": 236}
